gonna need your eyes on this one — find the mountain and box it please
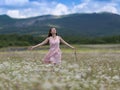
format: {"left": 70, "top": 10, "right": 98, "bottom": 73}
{"left": 0, "top": 12, "right": 120, "bottom": 37}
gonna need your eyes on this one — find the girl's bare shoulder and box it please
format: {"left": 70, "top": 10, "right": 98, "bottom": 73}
{"left": 45, "top": 37, "right": 50, "bottom": 41}
{"left": 57, "top": 36, "right": 62, "bottom": 39}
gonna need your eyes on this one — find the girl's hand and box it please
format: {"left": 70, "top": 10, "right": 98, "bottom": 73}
{"left": 28, "top": 46, "right": 34, "bottom": 50}
{"left": 72, "top": 47, "right": 76, "bottom": 52}
{"left": 71, "top": 46, "right": 75, "bottom": 49}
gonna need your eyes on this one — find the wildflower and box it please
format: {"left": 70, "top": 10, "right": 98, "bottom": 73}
{"left": 75, "top": 74, "right": 81, "bottom": 79}
{"left": 112, "top": 75, "right": 120, "bottom": 80}
{"left": 42, "top": 80, "right": 52, "bottom": 89}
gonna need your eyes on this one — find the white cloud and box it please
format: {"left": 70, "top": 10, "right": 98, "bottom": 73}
{"left": 52, "top": 3, "right": 69, "bottom": 15}
{"left": 5, "top": 2, "right": 70, "bottom": 18}
{"left": 0, "top": 0, "right": 120, "bottom": 18}
{"left": 92, "top": 2, "right": 118, "bottom": 14}
{"left": 7, "top": 10, "right": 26, "bottom": 18}
{"left": 97, "top": 5, "right": 118, "bottom": 14}
{"left": 0, "top": 0, "right": 29, "bottom": 6}
{"left": 71, "top": 0, "right": 90, "bottom": 13}
{"left": 71, "top": 0, "right": 119, "bottom": 14}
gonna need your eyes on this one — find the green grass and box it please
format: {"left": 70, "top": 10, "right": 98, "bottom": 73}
{"left": 0, "top": 44, "right": 120, "bottom": 90}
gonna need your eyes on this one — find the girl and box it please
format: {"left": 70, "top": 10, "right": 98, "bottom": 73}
{"left": 29, "top": 27, "right": 75, "bottom": 64}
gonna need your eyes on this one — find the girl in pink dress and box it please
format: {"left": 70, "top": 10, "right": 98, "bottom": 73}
{"left": 29, "top": 27, "right": 75, "bottom": 64}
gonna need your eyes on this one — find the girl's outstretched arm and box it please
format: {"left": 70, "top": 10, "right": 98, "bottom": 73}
{"left": 28, "top": 37, "right": 49, "bottom": 50}
{"left": 59, "top": 36, "right": 75, "bottom": 49}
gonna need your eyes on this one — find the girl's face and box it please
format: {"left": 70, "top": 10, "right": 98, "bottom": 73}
{"left": 51, "top": 28, "right": 56, "bottom": 34}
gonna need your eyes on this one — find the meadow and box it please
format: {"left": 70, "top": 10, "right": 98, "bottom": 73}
{"left": 0, "top": 44, "right": 120, "bottom": 90}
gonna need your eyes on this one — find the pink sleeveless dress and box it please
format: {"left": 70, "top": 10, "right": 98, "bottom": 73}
{"left": 43, "top": 36, "right": 62, "bottom": 64}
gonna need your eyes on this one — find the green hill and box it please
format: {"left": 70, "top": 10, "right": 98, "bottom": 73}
{"left": 0, "top": 12, "right": 120, "bottom": 37}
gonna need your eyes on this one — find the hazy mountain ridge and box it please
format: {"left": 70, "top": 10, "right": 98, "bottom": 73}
{"left": 0, "top": 12, "right": 120, "bottom": 37}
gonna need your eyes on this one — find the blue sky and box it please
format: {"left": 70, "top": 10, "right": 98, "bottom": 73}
{"left": 0, "top": 0, "right": 120, "bottom": 18}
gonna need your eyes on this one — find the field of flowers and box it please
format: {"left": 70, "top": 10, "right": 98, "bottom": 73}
{"left": 0, "top": 45, "right": 120, "bottom": 90}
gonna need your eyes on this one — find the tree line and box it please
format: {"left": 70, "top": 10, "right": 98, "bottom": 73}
{"left": 0, "top": 34, "right": 120, "bottom": 48}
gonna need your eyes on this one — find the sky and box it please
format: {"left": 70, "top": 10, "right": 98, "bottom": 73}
{"left": 0, "top": 0, "right": 120, "bottom": 18}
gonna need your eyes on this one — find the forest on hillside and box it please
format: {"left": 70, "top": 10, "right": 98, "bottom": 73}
{"left": 0, "top": 34, "right": 120, "bottom": 48}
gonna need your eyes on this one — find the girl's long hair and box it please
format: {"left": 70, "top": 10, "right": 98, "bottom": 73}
{"left": 48, "top": 27, "right": 57, "bottom": 37}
